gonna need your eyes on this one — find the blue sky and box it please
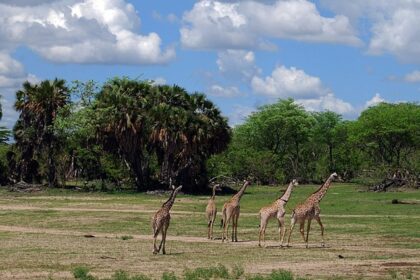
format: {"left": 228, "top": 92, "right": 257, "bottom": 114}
{"left": 0, "top": 0, "right": 419, "bottom": 129}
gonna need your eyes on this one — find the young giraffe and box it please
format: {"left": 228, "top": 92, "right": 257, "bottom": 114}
{"left": 206, "top": 184, "right": 221, "bottom": 239}
{"left": 152, "top": 185, "right": 182, "bottom": 254}
{"left": 258, "top": 179, "right": 298, "bottom": 247}
{"left": 221, "top": 180, "right": 251, "bottom": 242}
{"left": 286, "top": 172, "right": 338, "bottom": 248}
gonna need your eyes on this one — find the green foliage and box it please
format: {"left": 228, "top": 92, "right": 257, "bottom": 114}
{"left": 162, "top": 272, "right": 178, "bottom": 280}
{"left": 183, "top": 264, "right": 230, "bottom": 280}
{"left": 73, "top": 266, "right": 96, "bottom": 280}
{"left": 13, "top": 79, "right": 70, "bottom": 186}
{"left": 0, "top": 144, "right": 10, "bottom": 185}
{"left": 93, "top": 77, "right": 230, "bottom": 192}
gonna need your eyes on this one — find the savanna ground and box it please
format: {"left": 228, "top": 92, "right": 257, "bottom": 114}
{"left": 0, "top": 183, "right": 419, "bottom": 280}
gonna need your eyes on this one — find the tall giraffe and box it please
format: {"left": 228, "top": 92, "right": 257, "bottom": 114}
{"left": 205, "top": 184, "right": 221, "bottom": 239}
{"left": 286, "top": 172, "right": 338, "bottom": 248}
{"left": 258, "top": 179, "right": 298, "bottom": 247}
{"left": 152, "top": 185, "right": 182, "bottom": 254}
{"left": 221, "top": 180, "right": 251, "bottom": 242}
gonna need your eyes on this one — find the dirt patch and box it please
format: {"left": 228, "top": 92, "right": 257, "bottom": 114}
{"left": 381, "top": 262, "right": 420, "bottom": 267}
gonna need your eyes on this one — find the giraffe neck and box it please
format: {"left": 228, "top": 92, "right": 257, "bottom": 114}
{"left": 279, "top": 181, "right": 295, "bottom": 202}
{"left": 163, "top": 189, "right": 178, "bottom": 210}
{"left": 212, "top": 186, "right": 217, "bottom": 200}
{"left": 231, "top": 181, "right": 249, "bottom": 203}
{"left": 312, "top": 175, "right": 334, "bottom": 203}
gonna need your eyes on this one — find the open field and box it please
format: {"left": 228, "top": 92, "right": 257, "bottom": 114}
{"left": 0, "top": 183, "right": 419, "bottom": 280}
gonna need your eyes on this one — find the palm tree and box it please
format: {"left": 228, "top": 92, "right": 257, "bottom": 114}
{"left": 14, "top": 79, "right": 70, "bottom": 187}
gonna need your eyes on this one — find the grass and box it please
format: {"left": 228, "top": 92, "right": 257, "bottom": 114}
{"left": 0, "top": 183, "right": 419, "bottom": 279}
{"left": 70, "top": 265, "right": 300, "bottom": 280}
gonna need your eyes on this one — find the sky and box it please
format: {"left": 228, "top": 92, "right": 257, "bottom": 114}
{"left": 0, "top": 0, "right": 419, "bottom": 129}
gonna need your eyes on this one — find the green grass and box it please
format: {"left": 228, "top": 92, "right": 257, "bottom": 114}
{"left": 0, "top": 183, "right": 419, "bottom": 279}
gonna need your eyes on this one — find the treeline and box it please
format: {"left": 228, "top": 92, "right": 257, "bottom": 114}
{"left": 0, "top": 78, "right": 419, "bottom": 191}
{"left": 0, "top": 78, "right": 230, "bottom": 192}
{"left": 208, "top": 99, "right": 419, "bottom": 186}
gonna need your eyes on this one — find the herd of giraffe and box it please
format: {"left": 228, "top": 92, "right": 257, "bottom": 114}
{"left": 151, "top": 172, "right": 338, "bottom": 254}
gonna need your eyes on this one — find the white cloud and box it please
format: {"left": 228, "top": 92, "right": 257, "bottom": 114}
{"left": 321, "top": 1, "right": 420, "bottom": 63}
{"left": 228, "top": 104, "right": 255, "bottom": 126}
{"left": 151, "top": 77, "right": 166, "bottom": 85}
{"left": 216, "top": 50, "right": 261, "bottom": 81}
{"left": 181, "top": 0, "right": 361, "bottom": 50}
{"left": 365, "top": 93, "right": 385, "bottom": 108}
{"left": 251, "top": 65, "right": 354, "bottom": 115}
{"left": 404, "top": 70, "right": 420, "bottom": 83}
{"left": 0, "top": 0, "right": 175, "bottom": 64}
{"left": 296, "top": 93, "right": 354, "bottom": 115}
{"left": 0, "top": 52, "right": 38, "bottom": 129}
{"left": 209, "top": 84, "right": 243, "bottom": 98}
{"left": 251, "top": 66, "right": 325, "bottom": 99}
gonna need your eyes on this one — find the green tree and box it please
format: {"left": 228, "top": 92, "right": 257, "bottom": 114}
{"left": 94, "top": 78, "right": 230, "bottom": 192}
{"left": 353, "top": 103, "right": 419, "bottom": 169}
{"left": 312, "top": 111, "right": 342, "bottom": 173}
{"left": 14, "top": 79, "right": 70, "bottom": 187}
{"left": 236, "top": 99, "right": 314, "bottom": 179}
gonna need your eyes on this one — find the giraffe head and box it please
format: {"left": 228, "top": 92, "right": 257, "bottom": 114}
{"left": 292, "top": 179, "right": 299, "bottom": 186}
{"left": 330, "top": 172, "right": 338, "bottom": 179}
{"left": 213, "top": 184, "right": 222, "bottom": 192}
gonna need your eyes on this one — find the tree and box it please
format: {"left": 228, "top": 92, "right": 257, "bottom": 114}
{"left": 353, "top": 103, "right": 419, "bottom": 168}
{"left": 312, "top": 111, "right": 342, "bottom": 172}
{"left": 14, "top": 79, "right": 70, "bottom": 187}
{"left": 235, "top": 99, "right": 314, "bottom": 179}
{"left": 93, "top": 78, "right": 230, "bottom": 192}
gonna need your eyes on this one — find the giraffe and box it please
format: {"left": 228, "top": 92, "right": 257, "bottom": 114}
{"left": 286, "top": 172, "right": 338, "bottom": 248}
{"left": 152, "top": 185, "right": 182, "bottom": 254}
{"left": 258, "top": 179, "right": 298, "bottom": 247}
{"left": 205, "top": 184, "right": 221, "bottom": 239}
{"left": 221, "top": 180, "right": 251, "bottom": 242}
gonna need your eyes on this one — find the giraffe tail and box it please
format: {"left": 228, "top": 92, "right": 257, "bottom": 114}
{"left": 220, "top": 218, "right": 224, "bottom": 228}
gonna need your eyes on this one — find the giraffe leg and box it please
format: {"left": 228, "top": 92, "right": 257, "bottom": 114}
{"left": 231, "top": 214, "right": 236, "bottom": 242}
{"left": 207, "top": 219, "right": 211, "bottom": 239}
{"left": 221, "top": 210, "right": 228, "bottom": 242}
{"left": 210, "top": 215, "right": 216, "bottom": 240}
{"left": 161, "top": 228, "right": 167, "bottom": 255}
{"left": 258, "top": 218, "right": 267, "bottom": 247}
{"left": 278, "top": 217, "right": 286, "bottom": 246}
{"left": 299, "top": 221, "right": 306, "bottom": 243}
{"left": 157, "top": 230, "right": 165, "bottom": 253}
{"left": 286, "top": 218, "right": 296, "bottom": 247}
{"left": 233, "top": 212, "right": 240, "bottom": 242}
{"left": 223, "top": 213, "right": 232, "bottom": 243}
{"left": 315, "top": 216, "right": 325, "bottom": 247}
{"left": 305, "top": 219, "right": 312, "bottom": 249}
{"left": 153, "top": 232, "right": 159, "bottom": 254}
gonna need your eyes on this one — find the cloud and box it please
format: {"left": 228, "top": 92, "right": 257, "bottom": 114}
{"left": 404, "top": 70, "right": 420, "bottom": 83}
{"left": 180, "top": 0, "right": 361, "bottom": 50}
{"left": 251, "top": 66, "right": 325, "bottom": 99}
{"left": 365, "top": 93, "right": 385, "bottom": 108}
{"left": 0, "top": 0, "right": 175, "bottom": 64}
{"left": 228, "top": 104, "right": 255, "bottom": 126}
{"left": 296, "top": 93, "right": 354, "bottom": 114}
{"left": 251, "top": 65, "right": 354, "bottom": 114}
{"left": 321, "top": 1, "right": 420, "bottom": 63}
{"left": 209, "top": 84, "right": 243, "bottom": 98}
{"left": 0, "top": 52, "right": 39, "bottom": 129}
{"left": 151, "top": 77, "right": 167, "bottom": 85}
{"left": 216, "top": 50, "right": 261, "bottom": 81}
